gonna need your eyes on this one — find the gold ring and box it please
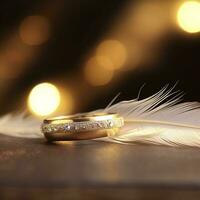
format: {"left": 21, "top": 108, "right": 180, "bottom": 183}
{"left": 41, "top": 113, "right": 124, "bottom": 141}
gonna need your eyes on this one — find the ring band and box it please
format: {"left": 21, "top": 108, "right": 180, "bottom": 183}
{"left": 41, "top": 113, "right": 124, "bottom": 141}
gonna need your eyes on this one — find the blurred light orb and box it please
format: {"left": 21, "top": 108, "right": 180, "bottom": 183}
{"left": 28, "top": 83, "right": 60, "bottom": 116}
{"left": 96, "top": 40, "right": 127, "bottom": 70}
{"left": 84, "top": 57, "right": 113, "bottom": 86}
{"left": 20, "top": 15, "right": 50, "bottom": 45}
{"left": 95, "top": 56, "right": 114, "bottom": 71}
{"left": 177, "top": 1, "right": 200, "bottom": 33}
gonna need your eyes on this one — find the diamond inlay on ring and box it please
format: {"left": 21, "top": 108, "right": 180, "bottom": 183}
{"left": 41, "top": 118, "right": 124, "bottom": 134}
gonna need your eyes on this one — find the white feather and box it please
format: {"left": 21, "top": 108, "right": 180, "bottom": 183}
{"left": 104, "top": 86, "right": 200, "bottom": 147}
{"left": 0, "top": 113, "right": 42, "bottom": 138}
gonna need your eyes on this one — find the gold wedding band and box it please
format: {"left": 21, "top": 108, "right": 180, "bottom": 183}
{"left": 41, "top": 113, "right": 124, "bottom": 141}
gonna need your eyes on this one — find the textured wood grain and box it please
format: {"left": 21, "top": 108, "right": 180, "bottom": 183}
{"left": 1, "top": 134, "right": 200, "bottom": 199}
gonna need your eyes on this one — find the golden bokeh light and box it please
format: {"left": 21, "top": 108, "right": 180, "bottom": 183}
{"left": 84, "top": 57, "right": 114, "bottom": 86}
{"left": 177, "top": 1, "right": 200, "bottom": 33}
{"left": 128, "top": 2, "right": 169, "bottom": 40}
{"left": 28, "top": 83, "right": 60, "bottom": 116}
{"left": 19, "top": 15, "right": 50, "bottom": 45}
{"left": 96, "top": 40, "right": 127, "bottom": 70}
{"left": 95, "top": 56, "right": 114, "bottom": 71}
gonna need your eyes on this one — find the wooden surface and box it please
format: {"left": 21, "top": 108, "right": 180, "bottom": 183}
{"left": 1, "top": 134, "right": 200, "bottom": 199}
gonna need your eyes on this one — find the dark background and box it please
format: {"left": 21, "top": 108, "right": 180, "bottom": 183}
{"left": 0, "top": 0, "right": 199, "bottom": 116}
